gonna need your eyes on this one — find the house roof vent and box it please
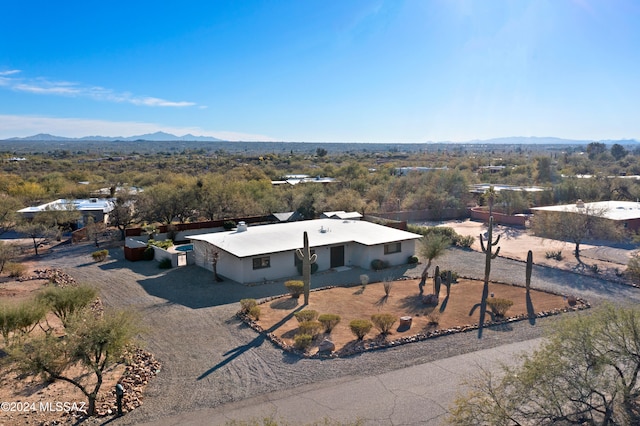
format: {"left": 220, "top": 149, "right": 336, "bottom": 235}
{"left": 237, "top": 221, "right": 248, "bottom": 232}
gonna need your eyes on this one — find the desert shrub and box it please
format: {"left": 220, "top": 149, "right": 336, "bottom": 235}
{"left": 439, "top": 270, "right": 459, "bottom": 283}
{"left": 545, "top": 250, "right": 563, "bottom": 260}
{"left": 158, "top": 258, "right": 172, "bottom": 269}
{"left": 294, "top": 333, "right": 313, "bottom": 351}
{"left": 239, "top": 298, "right": 257, "bottom": 314}
{"left": 567, "top": 295, "right": 578, "bottom": 306}
{"left": 248, "top": 306, "right": 261, "bottom": 320}
{"left": 627, "top": 252, "right": 640, "bottom": 283}
{"left": 294, "top": 310, "right": 319, "bottom": 323}
{"left": 408, "top": 225, "right": 473, "bottom": 248}
{"left": 371, "top": 313, "right": 397, "bottom": 335}
{"left": 318, "top": 314, "right": 341, "bottom": 333}
{"left": 0, "top": 300, "right": 47, "bottom": 345}
{"left": 91, "top": 249, "right": 108, "bottom": 262}
{"left": 284, "top": 280, "right": 304, "bottom": 298}
{"left": 142, "top": 246, "right": 155, "bottom": 261}
{"left": 422, "top": 294, "right": 439, "bottom": 305}
{"left": 349, "top": 319, "right": 373, "bottom": 340}
{"left": 4, "top": 262, "right": 27, "bottom": 278}
{"left": 426, "top": 311, "right": 440, "bottom": 325}
{"left": 370, "top": 259, "right": 389, "bottom": 271}
{"left": 359, "top": 274, "right": 369, "bottom": 290}
{"left": 383, "top": 279, "right": 393, "bottom": 296}
{"left": 298, "top": 320, "right": 322, "bottom": 337}
{"left": 148, "top": 239, "right": 173, "bottom": 250}
{"left": 36, "top": 285, "right": 97, "bottom": 326}
{"left": 223, "top": 220, "right": 237, "bottom": 231}
{"left": 487, "top": 298, "right": 514, "bottom": 317}
{"left": 407, "top": 255, "right": 419, "bottom": 264}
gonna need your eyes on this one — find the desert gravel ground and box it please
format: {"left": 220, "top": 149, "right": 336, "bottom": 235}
{"left": 33, "top": 225, "right": 640, "bottom": 426}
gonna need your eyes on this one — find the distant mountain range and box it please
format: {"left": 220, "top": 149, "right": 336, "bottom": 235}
{"left": 1, "top": 133, "right": 638, "bottom": 145}
{"left": 4, "top": 131, "right": 224, "bottom": 142}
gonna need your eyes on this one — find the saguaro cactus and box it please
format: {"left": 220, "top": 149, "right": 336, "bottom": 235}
{"left": 525, "top": 250, "right": 533, "bottom": 293}
{"left": 296, "top": 231, "right": 317, "bottom": 305}
{"left": 433, "top": 265, "right": 441, "bottom": 297}
{"left": 477, "top": 216, "right": 501, "bottom": 337}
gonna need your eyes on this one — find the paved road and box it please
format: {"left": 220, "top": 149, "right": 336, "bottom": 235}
{"left": 140, "top": 338, "right": 543, "bottom": 426}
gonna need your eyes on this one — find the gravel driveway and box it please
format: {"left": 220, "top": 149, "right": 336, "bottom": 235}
{"left": 39, "top": 242, "right": 640, "bottom": 425}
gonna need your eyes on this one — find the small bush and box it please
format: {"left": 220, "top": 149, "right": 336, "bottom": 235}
{"left": 142, "top": 246, "right": 155, "bottom": 261}
{"left": 407, "top": 255, "right": 419, "bottom": 264}
{"left": 457, "top": 235, "right": 475, "bottom": 249}
{"left": 284, "top": 280, "right": 304, "bottom": 298}
{"left": 239, "top": 298, "right": 257, "bottom": 314}
{"left": 5, "top": 262, "right": 27, "bottom": 278}
{"left": 567, "top": 295, "right": 578, "bottom": 306}
{"left": 318, "top": 314, "right": 341, "bottom": 333}
{"left": 91, "top": 249, "right": 108, "bottom": 262}
{"left": 294, "top": 333, "right": 313, "bottom": 351}
{"left": 371, "top": 313, "right": 397, "bottom": 335}
{"left": 349, "top": 319, "right": 373, "bottom": 340}
{"left": 294, "top": 310, "right": 319, "bottom": 323}
{"left": 223, "top": 220, "right": 237, "bottom": 231}
{"left": 248, "top": 306, "right": 261, "bottom": 320}
{"left": 370, "top": 259, "right": 389, "bottom": 271}
{"left": 298, "top": 320, "right": 322, "bottom": 337}
{"left": 359, "top": 274, "right": 369, "bottom": 289}
{"left": 545, "top": 250, "right": 563, "bottom": 261}
{"left": 148, "top": 239, "right": 173, "bottom": 250}
{"left": 383, "top": 279, "right": 393, "bottom": 296}
{"left": 439, "top": 269, "right": 459, "bottom": 283}
{"left": 487, "top": 298, "right": 514, "bottom": 317}
{"left": 158, "top": 258, "right": 172, "bottom": 269}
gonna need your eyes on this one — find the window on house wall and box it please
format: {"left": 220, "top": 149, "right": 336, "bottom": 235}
{"left": 384, "top": 242, "right": 401, "bottom": 255}
{"left": 253, "top": 256, "right": 270, "bottom": 269}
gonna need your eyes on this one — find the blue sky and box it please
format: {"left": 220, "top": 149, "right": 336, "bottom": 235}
{"left": 1, "top": 0, "right": 639, "bottom": 142}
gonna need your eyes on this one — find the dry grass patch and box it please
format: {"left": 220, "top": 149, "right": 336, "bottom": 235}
{"left": 256, "top": 278, "right": 577, "bottom": 356}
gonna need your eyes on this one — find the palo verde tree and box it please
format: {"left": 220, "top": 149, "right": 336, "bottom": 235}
{"left": 11, "top": 309, "right": 140, "bottom": 416}
{"left": 449, "top": 303, "right": 640, "bottom": 425}
{"left": 418, "top": 233, "right": 451, "bottom": 289}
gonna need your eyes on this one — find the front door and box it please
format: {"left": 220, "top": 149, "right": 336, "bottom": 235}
{"left": 330, "top": 245, "right": 345, "bottom": 268}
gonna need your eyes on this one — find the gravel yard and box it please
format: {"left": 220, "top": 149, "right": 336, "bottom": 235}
{"left": 32, "top": 232, "right": 640, "bottom": 426}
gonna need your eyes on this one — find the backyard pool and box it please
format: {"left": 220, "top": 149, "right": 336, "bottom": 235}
{"left": 175, "top": 244, "right": 193, "bottom": 252}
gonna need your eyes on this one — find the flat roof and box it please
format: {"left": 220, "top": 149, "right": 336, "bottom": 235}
{"left": 531, "top": 201, "right": 640, "bottom": 221}
{"left": 190, "top": 218, "right": 421, "bottom": 258}
{"left": 18, "top": 198, "right": 115, "bottom": 214}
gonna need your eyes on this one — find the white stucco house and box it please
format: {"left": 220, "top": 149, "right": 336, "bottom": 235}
{"left": 17, "top": 198, "right": 115, "bottom": 227}
{"left": 190, "top": 219, "right": 422, "bottom": 284}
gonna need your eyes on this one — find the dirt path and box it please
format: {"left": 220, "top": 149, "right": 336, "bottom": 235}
{"left": 30, "top": 237, "right": 639, "bottom": 426}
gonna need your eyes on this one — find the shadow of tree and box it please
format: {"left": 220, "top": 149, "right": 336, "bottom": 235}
{"left": 197, "top": 305, "right": 304, "bottom": 381}
{"left": 397, "top": 294, "right": 427, "bottom": 315}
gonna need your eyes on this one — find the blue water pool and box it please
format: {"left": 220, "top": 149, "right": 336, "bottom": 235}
{"left": 175, "top": 244, "right": 193, "bottom": 252}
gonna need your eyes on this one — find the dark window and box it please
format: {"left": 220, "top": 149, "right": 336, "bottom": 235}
{"left": 253, "top": 256, "right": 270, "bottom": 269}
{"left": 384, "top": 242, "right": 401, "bottom": 255}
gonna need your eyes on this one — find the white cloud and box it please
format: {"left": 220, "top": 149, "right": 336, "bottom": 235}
{"left": 0, "top": 114, "right": 276, "bottom": 142}
{"left": 0, "top": 70, "right": 200, "bottom": 108}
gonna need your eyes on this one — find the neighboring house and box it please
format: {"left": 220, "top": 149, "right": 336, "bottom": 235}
{"left": 321, "top": 211, "right": 363, "bottom": 220}
{"left": 18, "top": 198, "right": 115, "bottom": 227}
{"left": 190, "top": 218, "right": 421, "bottom": 284}
{"left": 271, "top": 174, "right": 338, "bottom": 186}
{"left": 531, "top": 200, "right": 640, "bottom": 231}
